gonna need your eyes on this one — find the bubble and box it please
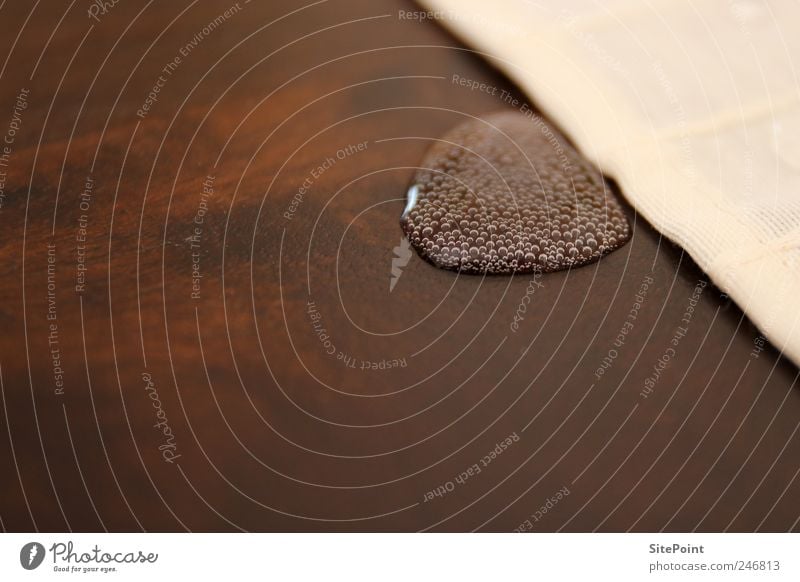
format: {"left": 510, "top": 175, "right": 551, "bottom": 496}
{"left": 400, "top": 111, "right": 631, "bottom": 274}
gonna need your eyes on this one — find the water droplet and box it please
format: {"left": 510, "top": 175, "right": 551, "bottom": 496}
{"left": 401, "top": 111, "right": 631, "bottom": 274}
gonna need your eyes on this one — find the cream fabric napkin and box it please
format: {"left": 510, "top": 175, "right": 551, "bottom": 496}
{"left": 418, "top": 0, "right": 800, "bottom": 366}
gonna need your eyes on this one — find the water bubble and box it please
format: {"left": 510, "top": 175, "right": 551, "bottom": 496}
{"left": 400, "top": 111, "right": 631, "bottom": 274}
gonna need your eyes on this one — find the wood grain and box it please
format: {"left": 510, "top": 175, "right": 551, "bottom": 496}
{"left": 0, "top": 0, "right": 798, "bottom": 532}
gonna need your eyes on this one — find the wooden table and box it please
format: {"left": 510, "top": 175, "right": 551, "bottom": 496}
{"left": 0, "top": 0, "right": 798, "bottom": 532}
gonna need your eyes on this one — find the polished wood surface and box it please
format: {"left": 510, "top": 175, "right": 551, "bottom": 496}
{"left": 0, "top": 0, "right": 798, "bottom": 532}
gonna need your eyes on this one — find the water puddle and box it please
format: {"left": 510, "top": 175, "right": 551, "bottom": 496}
{"left": 400, "top": 111, "right": 630, "bottom": 274}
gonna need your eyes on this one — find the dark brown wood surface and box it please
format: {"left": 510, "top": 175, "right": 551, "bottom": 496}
{"left": 0, "top": 0, "right": 798, "bottom": 532}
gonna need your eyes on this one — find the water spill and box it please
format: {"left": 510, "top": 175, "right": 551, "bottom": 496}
{"left": 400, "top": 111, "right": 631, "bottom": 274}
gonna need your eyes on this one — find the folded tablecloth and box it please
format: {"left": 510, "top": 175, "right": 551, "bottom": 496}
{"left": 418, "top": 0, "right": 800, "bottom": 366}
